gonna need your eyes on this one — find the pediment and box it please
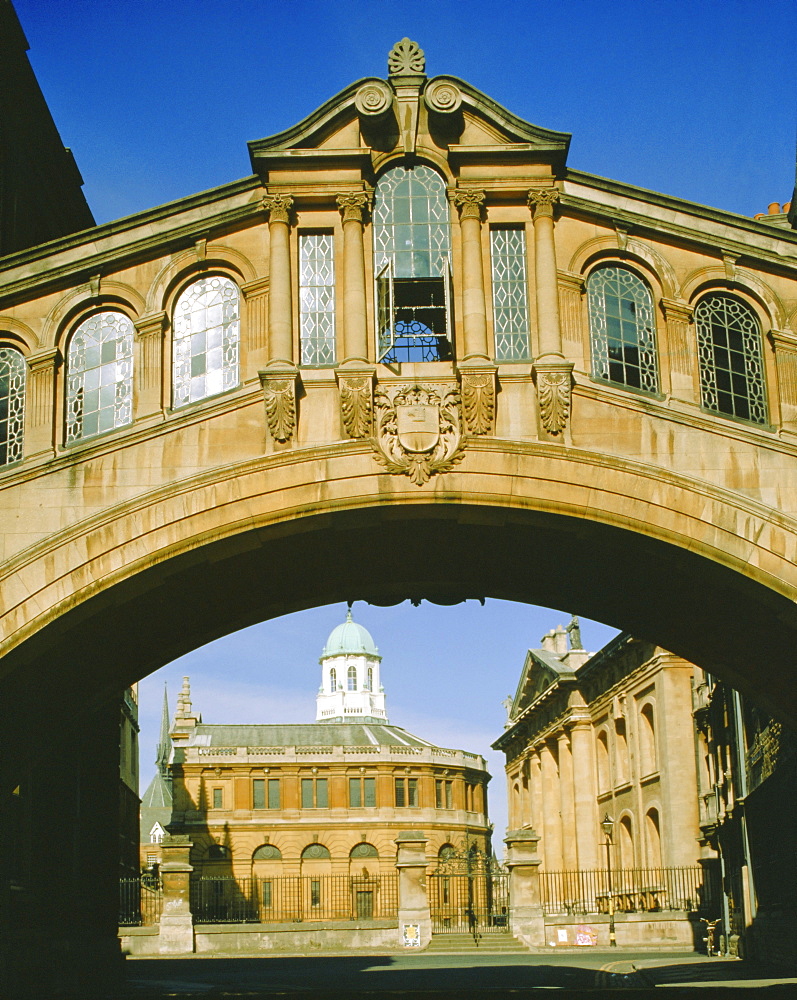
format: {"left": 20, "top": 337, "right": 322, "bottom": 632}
{"left": 510, "top": 650, "right": 564, "bottom": 719}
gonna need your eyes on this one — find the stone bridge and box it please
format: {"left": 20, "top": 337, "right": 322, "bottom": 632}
{"left": 2, "top": 36, "right": 797, "bottom": 993}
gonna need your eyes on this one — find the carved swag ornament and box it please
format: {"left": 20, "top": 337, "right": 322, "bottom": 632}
{"left": 372, "top": 384, "right": 464, "bottom": 485}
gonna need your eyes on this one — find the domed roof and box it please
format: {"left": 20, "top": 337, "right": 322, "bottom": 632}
{"left": 322, "top": 609, "right": 380, "bottom": 658}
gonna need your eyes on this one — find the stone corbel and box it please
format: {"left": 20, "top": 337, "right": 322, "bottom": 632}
{"left": 532, "top": 359, "right": 574, "bottom": 437}
{"left": 336, "top": 367, "right": 375, "bottom": 439}
{"left": 457, "top": 363, "right": 496, "bottom": 435}
{"left": 259, "top": 367, "right": 299, "bottom": 444}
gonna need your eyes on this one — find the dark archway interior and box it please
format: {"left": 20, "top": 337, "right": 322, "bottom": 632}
{"left": 2, "top": 502, "right": 796, "bottom": 784}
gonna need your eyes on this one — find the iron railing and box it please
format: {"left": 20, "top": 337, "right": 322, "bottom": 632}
{"left": 539, "top": 866, "right": 717, "bottom": 916}
{"left": 191, "top": 874, "right": 399, "bottom": 924}
{"left": 119, "top": 877, "right": 163, "bottom": 926}
{"left": 429, "top": 873, "right": 510, "bottom": 934}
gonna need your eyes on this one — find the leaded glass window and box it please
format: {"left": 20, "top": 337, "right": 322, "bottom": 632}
{"left": 490, "top": 227, "right": 530, "bottom": 361}
{"left": 373, "top": 164, "right": 452, "bottom": 363}
{"left": 695, "top": 294, "right": 767, "bottom": 424}
{"left": 172, "top": 275, "right": 239, "bottom": 407}
{"left": 299, "top": 234, "right": 336, "bottom": 365}
{"left": 347, "top": 665, "right": 357, "bottom": 691}
{"left": 0, "top": 347, "right": 26, "bottom": 465}
{"left": 588, "top": 266, "right": 658, "bottom": 393}
{"left": 65, "top": 311, "right": 133, "bottom": 443}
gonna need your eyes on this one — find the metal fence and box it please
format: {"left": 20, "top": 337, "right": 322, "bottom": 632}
{"left": 429, "top": 873, "right": 510, "bottom": 934}
{"left": 119, "top": 877, "right": 163, "bottom": 926}
{"left": 191, "top": 874, "right": 400, "bottom": 924}
{"left": 540, "top": 866, "right": 716, "bottom": 916}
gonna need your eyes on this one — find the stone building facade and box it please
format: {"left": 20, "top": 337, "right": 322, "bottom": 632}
{"left": 140, "top": 611, "right": 492, "bottom": 879}
{"left": 494, "top": 622, "right": 704, "bottom": 875}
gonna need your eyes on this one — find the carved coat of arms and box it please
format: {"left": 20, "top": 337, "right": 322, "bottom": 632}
{"left": 372, "top": 384, "right": 464, "bottom": 485}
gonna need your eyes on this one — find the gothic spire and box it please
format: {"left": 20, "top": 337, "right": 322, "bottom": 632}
{"left": 156, "top": 684, "right": 171, "bottom": 774}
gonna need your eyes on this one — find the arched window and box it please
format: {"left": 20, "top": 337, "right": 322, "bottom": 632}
{"left": 329, "top": 667, "right": 337, "bottom": 692}
{"left": 301, "top": 843, "right": 331, "bottom": 860}
{"left": 65, "top": 311, "right": 134, "bottom": 443}
{"left": 645, "top": 809, "right": 662, "bottom": 869}
{"left": 695, "top": 294, "right": 767, "bottom": 424}
{"left": 365, "top": 667, "right": 373, "bottom": 692}
{"left": 0, "top": 347, "right": 26, "bottom": 465}
{"left": 615, "top": 719, "right": 630, "bottom": 785}
{"left": 596, "top": 729, "right": 610, "bottom": 793}
{"left": 172, "top": 275, "right": 239, "bottom": 407}
{"left": 618, "top": 816, "right": 634, "bottom": 869}
{"left": 253, "top": 844, "right": 282, "bottom": 860}
{"left": 347, "top": 665, "right": 357, "bottom": 691}
{"left": 372, "top": 163, "right": 452, "bottom": 362}
{"left": 350, "top": 842, "right": 378, "bottom": 859}
{"left": 639, "top": 703, "right": 657, "bottom": 776}
{"left": 439, "top": 843, "right": 456, "bottom": 861}
{"left": 207, "top": 844, "right": 230, "bottom": 860}
{"left": 587, "top": 265, "right": 658, "bottom": 393}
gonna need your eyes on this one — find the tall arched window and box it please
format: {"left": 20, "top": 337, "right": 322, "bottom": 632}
{"left": 639, "top": 703, "right": 657, "bottom": 776}
{"left": 587, "top": 265, "right": 658, "bottom": 393}
{"left": 372, "top": 163, "right": 452, "bottom": 362}
{"left": 65, "top": 311, "right": 133, "bottom": 443}
{"left": 172, "top": 275, "right": 239, "bottom": 407}
{"left": 695, "top": 294, "right": 767, "bottom": 424}
{"left": 645, "top": 808, "right": 662, "bottom": 869}
{"left": 365, "top": 667, "right": 373, "bottom": 692}
{"left": 618, "top": 816, "right": 634, "bottom": 869}
{"left": 347, "top": 665, "right": 357, "bottom": 691}
{"left": 596, "top": 729, "right": 610, "bottom": 793}
{"left": 0, "top": 347, "right": 26, "bottom": 465}
{"left": 329, "top": 667, "right": 337, "bottom": 692}
{"left": 615, "top": 719, "right": 630, "bottom": 785}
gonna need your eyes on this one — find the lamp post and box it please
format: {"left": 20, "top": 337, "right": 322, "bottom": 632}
{"left": 601, "top": 814, "right": 616, "bottom": 948}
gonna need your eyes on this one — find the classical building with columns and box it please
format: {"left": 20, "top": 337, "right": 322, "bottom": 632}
{"left": 140, "top": 611, "right": 492, "bottom": 879}
{"left": 494, "top": 622, "right": 706, "bottom": 876}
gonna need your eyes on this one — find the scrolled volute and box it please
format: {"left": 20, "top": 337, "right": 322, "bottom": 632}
{"left": 424, "top": 77, "right": 462, "bottom": 114}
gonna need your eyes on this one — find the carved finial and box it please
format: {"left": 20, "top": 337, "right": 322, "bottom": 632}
{"left": 346, "top": 602, "right": 353, "bottom": 623}
{"left": 388, "top": 37, "right": 425, "bottom": 77}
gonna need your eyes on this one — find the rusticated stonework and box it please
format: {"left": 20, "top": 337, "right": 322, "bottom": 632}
{"left": 339, "top": 374, "right": 373, "bottom": 438}
{"left": 460, "top": 369, "right": 495, "bottom": 435}
{"left": 372, "top": 383, "right": 464, "bottom": 485}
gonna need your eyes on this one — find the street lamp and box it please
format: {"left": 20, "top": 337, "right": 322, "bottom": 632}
{"left": 601, "top": 814, "right": 616, "bottom": 948}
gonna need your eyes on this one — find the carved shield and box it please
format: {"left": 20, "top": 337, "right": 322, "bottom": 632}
{"left": 396, "top": 403, "right": 439, "bottom": 453}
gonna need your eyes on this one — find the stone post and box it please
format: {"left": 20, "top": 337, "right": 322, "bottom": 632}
{"left": 158, "top": 834, "right": 195, "bottom": 954}
{"left": 133, "top": 311, "right": 167, "bottom": 419}
{"left": 24, "top": 347, "right": 60, "bottom": 457}
{"left": 395, "top": 831, "right": 431, "bottom": 950}
{"left": 335, "top": 192, "right": 376, "bottom": 439}
{"left": 261, "top": 194, "right": 299, "bottom": 444}
{"left": 528, "top": 188, "right": 573, "bottom": 437}
{"left": 504, "top": 829, "right": 545, "bottom": 947}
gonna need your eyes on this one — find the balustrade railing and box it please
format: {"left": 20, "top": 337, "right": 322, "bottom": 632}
{"left": 190, "top": 873, "right": 399, "bottom": 924}
{"left": 540, "top": 866, "right": 717, "bottom": 916}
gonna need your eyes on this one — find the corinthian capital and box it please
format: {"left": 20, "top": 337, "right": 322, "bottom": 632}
{"left": 263, "top": 194, "right": 294, "bottom": 225}
{"left": 336, "top": 192, "right": 371, "bottom": 224}
{"left": 527, "top": 188, "right": 560, "bottom": 219}
{"left": 452, "top": 189, "right": 486, "bottom": 221}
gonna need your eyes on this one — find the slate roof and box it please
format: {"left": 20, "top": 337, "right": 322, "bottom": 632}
{"left": 184, "top": 722, "right": 433, "bottom": 749}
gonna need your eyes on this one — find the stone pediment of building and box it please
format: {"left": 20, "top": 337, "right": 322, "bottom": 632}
{"left": 248, "top": 55, "right": 571, "bottom": 182}
{"left": 510, "top": 650, "right": 567, "bottom": 719}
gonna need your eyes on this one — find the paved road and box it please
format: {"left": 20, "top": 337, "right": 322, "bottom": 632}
{"left": 120, "top": 950, "right": 797, "bottom": 997}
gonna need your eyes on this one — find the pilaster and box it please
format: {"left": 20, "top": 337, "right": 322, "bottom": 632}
{"left": 557, "top": 270, "right": 586, "bottom": 366}
{"left": 769, "top": 329, "right": 797, "bottom": 430}
{"left": 504, "top": 829, "right": 545, "bottom": 947}
{"left": 241, "top": 276, "right": 270, "bottom": 379}
{"left": 395, "top": 831, "right": 431, "bottom": 949}
{"left": 661, "top": 298, "right": 696, "bottom": 403}
{"left": 558, "top": 731, "right": 577, "bottom": 870}
{"left": 133, "top": 311, "right": 167, "bottom": 419}
{"left": 24, "top": 347, "right": 60, "bottom": 458}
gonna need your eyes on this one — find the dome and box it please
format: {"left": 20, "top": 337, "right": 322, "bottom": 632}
{"left": 321, "top": 609, "right": 380, "bottom": 658}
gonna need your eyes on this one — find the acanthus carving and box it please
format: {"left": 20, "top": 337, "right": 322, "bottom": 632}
{"left": 336, "top": 192, "right": 372, "bottom": 225}
{"left": 534, "top": 365, "right": 572, "bottom": 436}
{"left": 339, "top": 375, "right": 373, "bottom": 438}
{"left": 460, "top": 371, "right": 495, "bottom": 435}
{"left": 388, "top": 37, "right": 425, "bottom": 76}
{"left": 262, "top": 376, "right": 296, "bottom": 442}
{"left": 452, "top": 189, "right": 486, "bottom": 221}
{"left": 263, "top": 194, "right": 294, "bottom": 225}
{"left": 527, "top": 188, "right": 560, "bottom": 219}
{"left": 372, "top": 383, "right": 464, "bottom": 485}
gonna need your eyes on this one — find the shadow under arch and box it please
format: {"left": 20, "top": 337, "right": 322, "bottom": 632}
{"left": 1, "top": 499, "right": 797, "bottom": 776}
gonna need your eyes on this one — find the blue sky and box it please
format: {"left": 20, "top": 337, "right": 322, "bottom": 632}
{"left": 12, "top": 0, "right": 795, "bottom": 848}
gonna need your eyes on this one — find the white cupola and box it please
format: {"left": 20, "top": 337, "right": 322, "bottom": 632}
{"left": 316, "top": 609, "right": 388, "bottom": 724}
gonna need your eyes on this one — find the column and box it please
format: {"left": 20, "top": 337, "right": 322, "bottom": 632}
{"left": 260, "top": 194, "right": 299, "bottom": 444}
{"left": 158, "top": 835, "right": 195, "bottom": 954}
{"left": 133, "top": 311, "right": 167, "bottom": 419}
{"left": 528, "top": 188, "right": 573, "bottom": 437}
{"left": 395, "top": 831, "right": 431, "bottom": 949}
{"left": 336, "top": 192, "right": 376, "bottom": 439}
{"left": 504, "top": 829, "right": 545, "bottom": 947}
{"left": 530, "top": 751, "right": 545, "bottom": 855}
{"left": 24, "top": 347, "right": 60, "bottom": 457}
{"left": 570, "top": 720, "right": 599, "bottom": 871}
{"left": 540, "top": 740, "right": 563, "bottom": 871}
{"left": 558, "top": 732, "right": 578, "bottom": 870}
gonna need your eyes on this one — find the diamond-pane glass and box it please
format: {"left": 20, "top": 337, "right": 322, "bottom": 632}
{"left": 173, "top": 276, "right": 239, "bottom": 408}
{"left": 65, "top": 312, "right": 133, "bottom": 443}
{"left": 372, "top": 164, "right": 451, "bottom": 279}
{"left": 0, "top": 347, "right": 26, "bottom": 465}
{"left": 299, "top": 234, "right": 336, "bottom": 366}
{"left": 490, "top": 227, "right": 530, "bottom": 361}
{"left": 695, "top": 294, "right": 767, "bottom": 424}
{"left": 588, "top": 266, "right": 658, "bottom": 393}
